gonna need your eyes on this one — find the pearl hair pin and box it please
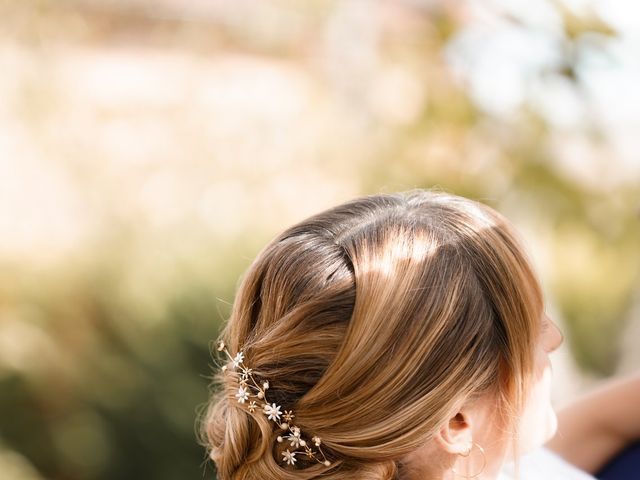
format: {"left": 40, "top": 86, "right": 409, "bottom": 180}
{"left": 217, "top": 340, "right": 332, "bottom": 468}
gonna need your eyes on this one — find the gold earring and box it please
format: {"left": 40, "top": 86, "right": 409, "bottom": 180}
{"left": 451, "top": 442, "right": 486, "bottom": 478}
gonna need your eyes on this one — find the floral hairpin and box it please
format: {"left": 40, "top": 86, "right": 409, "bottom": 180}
{"left": 217, "top": 340, "right": 332, "bottom": 468}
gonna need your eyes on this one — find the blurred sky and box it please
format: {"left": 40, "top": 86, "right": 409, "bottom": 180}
{"left": 451, "top": 0, "right": 640, "bottom": 174}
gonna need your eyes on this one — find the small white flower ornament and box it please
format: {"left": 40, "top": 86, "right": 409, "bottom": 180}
{"left": 235, "top": 386, "right": 249, "bottom": 404}
{"left": 282, "top": 449, "right": 297, "bottom": 465}
{"left": 216, "top": 340, "right": 332, "bottom": 468}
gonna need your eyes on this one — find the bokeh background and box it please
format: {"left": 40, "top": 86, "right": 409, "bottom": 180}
{"left": 1, "top": 0, "right": 639, "bottom": 479}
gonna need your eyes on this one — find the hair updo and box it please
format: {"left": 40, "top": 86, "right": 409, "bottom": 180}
{"left": 199, "top": 189, "right": 544, "bottom": 480}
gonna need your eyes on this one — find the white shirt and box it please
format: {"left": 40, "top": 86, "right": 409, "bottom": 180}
{"left": 499, "top": 447, "right": 596, "bottom": 480}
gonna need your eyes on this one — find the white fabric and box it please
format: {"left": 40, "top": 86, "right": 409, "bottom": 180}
{"left": 498, "top": 447, "right": 596, "bottom": 480}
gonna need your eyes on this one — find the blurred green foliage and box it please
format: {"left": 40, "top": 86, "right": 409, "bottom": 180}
{"left": 0, "top": 1, "right": 638, "bottom": 479}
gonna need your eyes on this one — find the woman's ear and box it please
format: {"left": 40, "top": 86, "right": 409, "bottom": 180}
{"left": 433, "top": 410, "right": 473, "bottom": 455}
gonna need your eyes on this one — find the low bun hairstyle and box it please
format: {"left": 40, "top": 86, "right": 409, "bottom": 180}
{"left": 199, "top": 189, "right": 544, "bottom": 479}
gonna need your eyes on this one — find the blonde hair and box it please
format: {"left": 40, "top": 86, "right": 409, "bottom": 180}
{"left": 199, "top": 189, "right": 544, "bottom": 479}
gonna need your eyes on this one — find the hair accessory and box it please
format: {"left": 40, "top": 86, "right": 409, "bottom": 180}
{"left": 217, "top": 340, "right": 332, "bottom": 468}
{"left": 452, "top": 442, "right": 486, "bottom": 478}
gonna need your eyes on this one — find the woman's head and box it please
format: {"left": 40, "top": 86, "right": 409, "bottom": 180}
{"left": 201, "top": 189, "right": 559, "bottom": 479}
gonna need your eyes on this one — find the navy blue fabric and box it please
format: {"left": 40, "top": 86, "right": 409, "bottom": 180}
{"left": 597, "top": 442, "right": 640, "bottom": 480}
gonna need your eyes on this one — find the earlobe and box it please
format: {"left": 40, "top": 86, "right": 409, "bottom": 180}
{"left": 433, "top": 411, "right": 474, "bottom": 456}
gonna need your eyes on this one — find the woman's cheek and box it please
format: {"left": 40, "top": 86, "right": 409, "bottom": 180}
{"left": 518, "top": 357, "right": 558, "bottom": 453}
